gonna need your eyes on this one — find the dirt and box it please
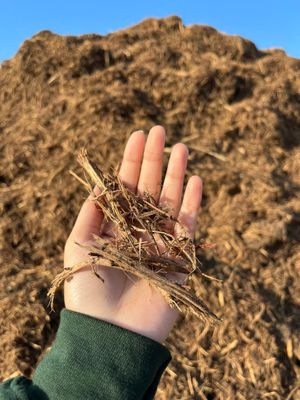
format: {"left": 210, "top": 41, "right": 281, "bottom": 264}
{"left": 0, "top": 15, "right": 299, "bottom": 399}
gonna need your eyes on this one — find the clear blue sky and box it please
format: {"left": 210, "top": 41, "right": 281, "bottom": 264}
{"left": 1, "top": 0, "right": 300, "bottom": 62}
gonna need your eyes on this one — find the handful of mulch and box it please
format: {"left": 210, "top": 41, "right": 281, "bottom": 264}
{"left": 48, "top": 150, "right": 220, "bottom": 324}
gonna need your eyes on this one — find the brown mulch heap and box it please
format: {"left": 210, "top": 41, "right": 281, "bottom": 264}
{"left": 0, "top": 15, "right": 299, "bottom": 399}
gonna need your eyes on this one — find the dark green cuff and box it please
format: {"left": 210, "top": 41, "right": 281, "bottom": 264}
{"left": 0, "top": 376, "right": 47, "bottom": 399}
{"left": 33, "top": 308, "right": 171, "bottom": 400}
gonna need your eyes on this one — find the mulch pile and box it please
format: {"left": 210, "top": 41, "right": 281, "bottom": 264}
{"left": 0, "top": 15, "right": 299, "bottom": 399}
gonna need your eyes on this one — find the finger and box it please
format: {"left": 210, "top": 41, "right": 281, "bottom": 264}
{"left": 69, "top": 185, "right": 104, "bottom": 243}
{"left": 118, "top": 130, "right": 146, "bottom": 192}
{"left": 102, "top": 130, "right": 145, "bottom": 236}
{"left": 137, "top": 125, "right": 166, "bottom": 201}
{"left": 159, "top": 143, "right": 188, "bottom": 218}
{"left": 175, "top": 176, "right": 203, "bottom": 239}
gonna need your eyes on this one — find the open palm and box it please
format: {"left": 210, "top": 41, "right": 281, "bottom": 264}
{"left": 64, "top": 125, "right": 203, "bottom": 343}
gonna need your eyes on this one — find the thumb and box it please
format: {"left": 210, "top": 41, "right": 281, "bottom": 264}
{"left": 69, "top": 186, "right": 103, "bottom": 243}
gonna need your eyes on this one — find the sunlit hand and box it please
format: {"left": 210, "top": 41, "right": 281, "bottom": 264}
{"left": 64, "top": 125, "right": 203, "bottom": 343}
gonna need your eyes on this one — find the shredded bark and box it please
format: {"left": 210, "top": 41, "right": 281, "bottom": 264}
{"left": 48, "top": 149, "right": 220, "bottom": 324}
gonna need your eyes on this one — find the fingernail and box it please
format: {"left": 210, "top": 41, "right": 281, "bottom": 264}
{"left": 132, "top": 129, "right": 144, "bottom": 135}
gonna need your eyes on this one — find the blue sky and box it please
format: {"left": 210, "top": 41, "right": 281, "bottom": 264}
{"left": 1, "top": 0, "right": 299, "bottom": 62}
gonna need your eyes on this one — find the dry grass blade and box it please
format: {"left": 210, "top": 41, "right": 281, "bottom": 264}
{"left": 48, "top": 149, "right": 220, "bottom": 324}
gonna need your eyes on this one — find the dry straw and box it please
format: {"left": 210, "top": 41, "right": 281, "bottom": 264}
{"left": 48, "top": 149, "right": 220, "bottom": 324}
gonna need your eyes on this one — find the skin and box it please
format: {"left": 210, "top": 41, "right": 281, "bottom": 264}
{"left": 64, "top": 125, "right": 203, "bottom": 343}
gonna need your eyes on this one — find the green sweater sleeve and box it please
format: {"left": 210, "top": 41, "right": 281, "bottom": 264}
{"left": 0, "top": 309, "right": 171, "bottom": 400}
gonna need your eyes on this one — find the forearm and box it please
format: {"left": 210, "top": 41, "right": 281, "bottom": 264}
{"left": 0, "top": 309, "right": 171, "bottom": 400}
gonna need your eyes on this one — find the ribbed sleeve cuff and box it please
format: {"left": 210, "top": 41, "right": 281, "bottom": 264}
{"left": 33, "top": 308, "right": 171, "bottom": 400}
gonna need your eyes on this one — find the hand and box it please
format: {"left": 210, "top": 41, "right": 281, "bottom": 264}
{"left": 64, "top": 125, "right": 203, "bottom": 343}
